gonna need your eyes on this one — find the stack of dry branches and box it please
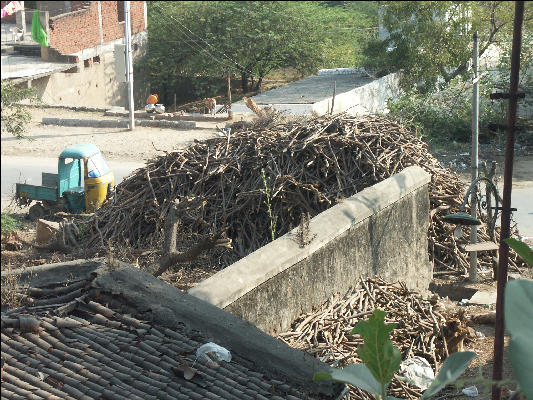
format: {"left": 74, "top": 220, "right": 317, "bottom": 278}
{"left": 88, "top": 114, "right": 522, "bottom": 272}
{"left": 278, "top": 277, "right": 473, "bottom": 400}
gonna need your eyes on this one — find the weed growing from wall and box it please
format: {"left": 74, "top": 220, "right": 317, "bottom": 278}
{"left": 261, "top": 168, "right": 278, "bottom": 242}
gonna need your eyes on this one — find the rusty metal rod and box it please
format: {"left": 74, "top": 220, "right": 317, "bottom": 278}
{"left": 492, "top": 2, "right": 524, "bottom": 400}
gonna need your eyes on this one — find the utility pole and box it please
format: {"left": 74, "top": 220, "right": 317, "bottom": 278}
{"left": 492, "top": 2, "right": 524, "bottom": 400}
{"left": 227, "top": 70, "right": 233, "bottom": 119}
{"left": 124, "top": 1, "right": 135, "bottom": 130}
{"left": 469, "top": 31, "right": 479, "bottom": 282}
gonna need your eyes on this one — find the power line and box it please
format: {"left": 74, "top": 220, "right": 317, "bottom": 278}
{"left": 151, "top": 3, "right": 255, "bottom": 76}
{"left": 150, "top": 4, "right": 249, "bottom": 74}
{"left": 152, "top": 11, "right": 242, "bottom": 74}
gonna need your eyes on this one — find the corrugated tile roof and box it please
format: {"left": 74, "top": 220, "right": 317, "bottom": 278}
{"left": 1, "top": 262, "right": 343, "bottom": 399}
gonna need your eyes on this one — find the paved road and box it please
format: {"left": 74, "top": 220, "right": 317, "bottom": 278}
{"left": 458, "top": 156, "right": 533, "bottom": 238}
{"left": 1, "top": 156, "right": 145, "bottom": 210}
{"left": 496, "top": 182, "right": 533, "bottom": 237}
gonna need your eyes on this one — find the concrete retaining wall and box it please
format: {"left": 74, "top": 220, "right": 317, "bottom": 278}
{"left": 189, "top": 166, "right": 432, "bottom": 334}
{"left": 312, "top": 73, "right": 401, "bottom": 117}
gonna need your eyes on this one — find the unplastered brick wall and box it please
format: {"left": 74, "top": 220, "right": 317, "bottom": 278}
{"left": 48, "top": 1, "right": 145, "bottom": 55}
{"left": 101, "top": 1, "right": 145, "bottom": 42}
{"left": 49, "top": 2, "right": 100, "bottom": 55}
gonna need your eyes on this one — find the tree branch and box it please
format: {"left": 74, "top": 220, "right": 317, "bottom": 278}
{"left": 154, "top": 200, "right": 232, "bottom": 278}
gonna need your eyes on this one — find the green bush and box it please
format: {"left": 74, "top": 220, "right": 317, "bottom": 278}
{"left": 387, "top": 74, "right": 506, "bottom": 145}
{"left": 1, "top": 79, "right": 38, "bottom": 138}
{"left": 1, "top": 214, "right": 21, "bottom": 235}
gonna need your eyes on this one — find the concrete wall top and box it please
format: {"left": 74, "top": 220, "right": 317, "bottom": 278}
{"left": 311, "top": 72, "right": 400, "bottom": 117}
{"left": 189, "top": 165, "right": 430, "bottom": 308}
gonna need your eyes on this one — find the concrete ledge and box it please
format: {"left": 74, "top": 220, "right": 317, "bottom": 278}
{"left": 104, "top": 109, "right": 230, "bottom": 122}
{"left": 41, "top": 117, "right": 196, "bottom": 130}
{"left": 189, "top": 166, "right": 432, "bottom": 333}
{"left": 19, "top": 103, "right": 109, "bottom": 112}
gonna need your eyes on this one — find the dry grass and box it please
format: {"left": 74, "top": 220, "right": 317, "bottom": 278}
{"left": 1, "top": 264, "right": 21, "bottom": 309}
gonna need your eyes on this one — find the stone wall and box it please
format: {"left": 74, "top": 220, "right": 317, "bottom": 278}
{"left": 189, "top": 166, "right": 432, "bottom": 334}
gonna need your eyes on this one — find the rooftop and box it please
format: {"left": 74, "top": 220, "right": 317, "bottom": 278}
{"left": 1, "top": 53, "right": 74, "bottom": 82}
{"left": 1, "top": 259, "right": 344, "bottom": 400}
{"left": 60, "top": 143, "right": 101, "bottom": 158}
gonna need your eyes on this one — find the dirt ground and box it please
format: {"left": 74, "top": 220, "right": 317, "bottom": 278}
{"left": 0, "top": 107, "right": 254, "bottom": 162}
{"left": 430, "top": 272, "right": 531, "bottom": 400}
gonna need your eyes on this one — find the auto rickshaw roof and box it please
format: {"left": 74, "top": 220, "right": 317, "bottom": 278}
{"left": 60, "top": 144, "right": 101, "bottom": 159}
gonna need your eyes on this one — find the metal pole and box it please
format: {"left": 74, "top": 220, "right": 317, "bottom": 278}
{"left": 491, "top": 2, "right": 524, "bottom": 400}
{"left": 124, "top": 1, "right": 135, "bottom": 130}
{"left": 469, "top": 31, "right": 479, "bottom": 282}
{"left": 227, "top": 70, "right": 233, "bottom": 119}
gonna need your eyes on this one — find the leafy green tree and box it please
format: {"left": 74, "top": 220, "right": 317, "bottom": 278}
{"left": 364, "top": 1, "right": 533, "bottom": 93}
{"left": 1, "top": 80, "right": 37, "bottom": 138}
{"left": 147, "top": 1, "right": 323, "bottom": 96}
{"left": 145, "top": 1, "right": 378, "bottom": 102}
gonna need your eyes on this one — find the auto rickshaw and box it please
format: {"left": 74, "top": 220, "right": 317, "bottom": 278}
{"left": 16, "top": 144, "right": 114, "bottom": 219}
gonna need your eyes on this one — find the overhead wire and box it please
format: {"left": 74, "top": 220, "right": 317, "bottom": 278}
{"left": 149, "top": 10, "right": 243, "bottom": 76}
{"left": 151, "top": 2, "right": 255, "bottom": 77}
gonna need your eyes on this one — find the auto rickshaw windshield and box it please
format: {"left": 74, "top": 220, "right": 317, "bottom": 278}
{"left": 86, "top": 152, "right": 110, "bottom": 178}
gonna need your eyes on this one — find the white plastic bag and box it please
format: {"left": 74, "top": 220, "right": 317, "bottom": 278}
{"left": 462, "top": 386, "right": 479, "bottom": 397}
{"left": 196, "top": 342, "right": 231, "bottom": 367}
{"left": 398, "top": 356, "right": 435, "bottom": 390}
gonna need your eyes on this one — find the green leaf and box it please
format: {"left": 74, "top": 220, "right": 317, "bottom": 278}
{"left": 421, "top": 351, "right": 478, "bottom": 399}
{"left": 505, "top": 279, "right": 533, "bottom": 399}
{"left": 351, "top": 310, "right": 402, "bottom": 385}
{"left": 313, "top": 364, "right": 381, "bottom": 395}
{"left": 504, "top": 238, "right": 533, "bottom": 266}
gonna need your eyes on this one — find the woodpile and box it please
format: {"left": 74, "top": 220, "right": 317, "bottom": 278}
{"left": 88, "top": 114, "right": 523, "bottom": 273}
{"left": 277, "top": 277, "right": 476, "bottom": 399}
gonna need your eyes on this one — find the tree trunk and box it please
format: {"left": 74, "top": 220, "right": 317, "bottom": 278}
{"left": 241, "top": 73, "right": 248, "bottom": 93}
{"left": 254, "top": 77, "right": 263, "bottom": 91}
{"left": 154, "top": 200, "right": 232, "bottom": 277}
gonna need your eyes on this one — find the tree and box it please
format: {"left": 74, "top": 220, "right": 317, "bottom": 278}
{"left": 145, "top": 1, "right": 378, "bottom": 101}
{"left": 1, "top": 80, "right": 37, "bottom": 138}
{"left": 364, "top": 1, "right": 533, "bottom": 93}
{"left": 147, "top": 1, "right": 324, "bottom": 94}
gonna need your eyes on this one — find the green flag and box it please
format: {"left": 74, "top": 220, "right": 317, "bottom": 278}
{"left": 31, "top": 10, "right": 48, "bottom": 47}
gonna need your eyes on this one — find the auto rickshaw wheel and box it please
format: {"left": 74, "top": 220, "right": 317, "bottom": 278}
{"left": 28, "top": 203, "right": 46, "bottom": 221}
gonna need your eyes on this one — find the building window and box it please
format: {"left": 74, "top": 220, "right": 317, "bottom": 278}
{"left": 117, "top": 1, "right": 125, "bottom": 23}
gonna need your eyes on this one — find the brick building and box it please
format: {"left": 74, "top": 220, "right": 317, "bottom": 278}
{"left": 2, "top": 1, "right": 149, "bottom": 108}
